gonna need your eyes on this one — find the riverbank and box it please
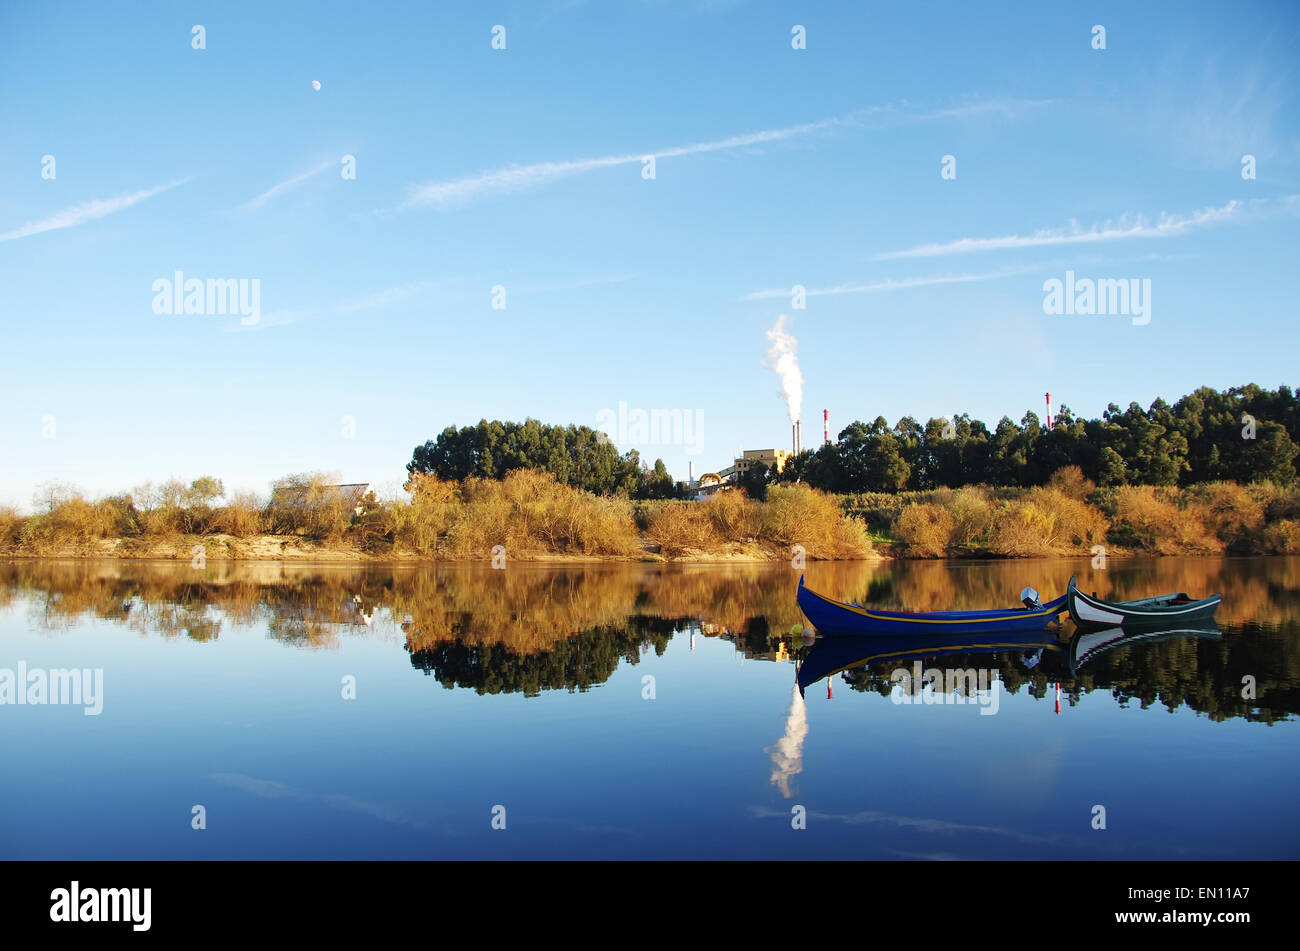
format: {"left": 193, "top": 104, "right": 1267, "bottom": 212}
{"left": 0, "top": 532, "right": 1263, "bottom": 564}
{"left": 846, "top": 471, "right": 1300, "bottom": 557}
{"left": 3, "top": 466, "right": 1296, "bottom": 562}
{"left": 0, "top": 533, "right": 884, "bottom": 564}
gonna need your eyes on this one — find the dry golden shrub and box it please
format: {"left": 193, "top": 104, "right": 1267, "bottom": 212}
{"left": 573, "top": 494, "right": 642, "bottom": 554}
{"left": 0, "top": 506, "right": 22, "bottom": 547}
{"left": 447, "top": 476, "right": 520, "bottom": 555}
{"left": 446, "top": 469, "right": 637, "bottom": 557}
{"left": 947, "top": 486, "right": 993, "bottom": 549}
{"left": 987, "top": 499, "right": 1056, "bottom": 557}
{"left": 397, "top": 472, "right": 462, "bottom": 553}
{"left": 1265, "top": 485, "right": 1300, "bottom": 521}
{"left": 762, "top": 484, "right": 872, "bottom": 559}
{"left": 756, "top": 486, "right": 810, "bottom": 545}
{"left": 212, "top": 491, "right": 264, "bottom": 537}
{"left": 1047, "top": 465, "right": 1097, "bottom": 502}
{"left": 18, "top": 488, "right": 120, "bottom": 552}
{"left": 263, "top": 473, "right": 353, "bottom": 540}
{"left": 516, "top": 469, "right": 635, "bottom": 554}
{"left": 1185, "top": 481, "right": 1265, "bottom": 548}
{"left": 131, "top": 480, "right": 189, "bottom": 537}
{"left": 1113, "top": 486, "right": 1220, "bottom": 553}
{"left": 831, "top": 516, "right": 874, "bottom": 559}
{"left": 894, "top": 503, "right": 955, "bottom": 557}
{"left": 647, "top": 502, "right": 716, "bottom": 555}
{"left": 1260, "top": 519, "right": 1300, "bottom": 553}
{"left": 707, "top": 489, "right": 761, "bottom": 540}
{"left": 1038, "top": 487, "right": 1108, "bottom": 548}
{"left": 986, "top": 488, "right": 1107, "bottom": 556}
{"left": 927, "top": 486, "right": 955, "bottom": 508}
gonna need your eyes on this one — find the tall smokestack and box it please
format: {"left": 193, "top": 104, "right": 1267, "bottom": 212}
{"left": 796, "top": 419, "right": 801, "bottom": 454}
{"left": 689, "top": 460, "right": 694, "bottom": 484}
{"left": 823, "top": 409, "right": 829, "bottom": 445}
{"left": 1045, "top": 392, "right": 1053, "bottom": 429}
{"left": 792, "top": 423, "right": 797, "bottom": 456}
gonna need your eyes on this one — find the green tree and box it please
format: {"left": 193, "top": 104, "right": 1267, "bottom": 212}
{"left": 838, "top": 418, "right": 910, "bottom": 491}
{"left": 739, "top": 461, "right": 771, "bottom": 500}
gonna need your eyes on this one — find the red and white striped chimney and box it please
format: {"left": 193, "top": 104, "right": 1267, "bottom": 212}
{"left": 1045, "top": 392, "right": 1053, "bottom": 429}
{"left": 823, "top": 409, "right": 829, "bottom": 445}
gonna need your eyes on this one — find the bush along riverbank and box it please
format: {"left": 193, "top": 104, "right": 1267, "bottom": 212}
{"left": 860, "top": 466, "right": 1300, "bottom": 557}
{"left": 0, "top": 469, "right": 875, "bottom": 563}
{"left": 2, "top": 466, "right": 1295, "bottom": 562}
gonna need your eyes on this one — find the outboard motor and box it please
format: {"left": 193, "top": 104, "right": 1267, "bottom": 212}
{"left": 1020, "top": 586, "right": 1043, "bottom": 611}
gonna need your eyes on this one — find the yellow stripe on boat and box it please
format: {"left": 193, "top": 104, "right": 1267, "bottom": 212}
{"left": 822, "top": 641, "right": 1065, "bottom": 678}
{"left": 805, "top": 588, "right": 1061, "bottom": 624}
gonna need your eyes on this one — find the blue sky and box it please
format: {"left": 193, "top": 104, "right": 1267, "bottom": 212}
{"left": 1, "top": 0, "right": 1298, "bottom": 508}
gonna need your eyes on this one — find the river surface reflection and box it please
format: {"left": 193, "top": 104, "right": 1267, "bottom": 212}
{"left": 1, "top": 557, "right": 1297, "bottom": 858}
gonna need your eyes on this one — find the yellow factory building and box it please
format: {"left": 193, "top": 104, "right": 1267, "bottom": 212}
{"left": 733, "top": 448, "right": 792, "bottom": 476}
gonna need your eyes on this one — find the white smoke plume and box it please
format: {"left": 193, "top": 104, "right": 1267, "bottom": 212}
{"left": 764, "top": 314, "right": 803, "bottom": 424}
{"left": 767, "top": 684, "right": 809, "bottom": 798}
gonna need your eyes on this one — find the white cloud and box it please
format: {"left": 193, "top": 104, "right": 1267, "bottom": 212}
{"left": 401, "top": 116, "right": 850, "bottom": 209}
{"left": 211, "top": 773, "right": 427, "bottom": 828}
{"left": 0, "top": 179, "right": 188, "bottom": 242}
{"left": 513, "top": 273, "right": 636, "bottom": 295}
{"left": 235, "top": 160, "right": 334, "bottom": 213}
{"left": 231, "top": 279, "right": 444, "bottom": 332}
{"left": 875, "top": 200, "right": 1248, "bottom": 261}
{"left": 743, "top": 265, "right": 1038, "bottom": 301}
{"left": 332, "top": 280, "right": 439, "bottom": 313}
{"left": 1140, "top": 56, "right": 1294, "bottom": 168}
{"left": 400, "top": 98, "right": 1049, "bottom": 210}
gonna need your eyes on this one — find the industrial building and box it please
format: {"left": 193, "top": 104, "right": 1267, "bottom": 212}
{"left": 677, "top": 416, "right": 814, "bottom": 498}
{"left": 733, "top": 448, "right": 792, "bottom": 476}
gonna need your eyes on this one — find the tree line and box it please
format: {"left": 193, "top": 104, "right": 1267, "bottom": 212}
{"left": 409, "top": 385, "right": 1296, "bottom": 499}
{"left": 408, "top": 419, "right": 679, "bottom": 498}
{"left": 771, "top": 383, "right": 1298, "bottom": 494}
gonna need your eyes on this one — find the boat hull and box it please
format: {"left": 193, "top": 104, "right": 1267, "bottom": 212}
{"left": 1066, "top": 575, "right": 1221, "bottom": 631}
{"left": 798, "top": 629, "right": 1065, "bottom": 693}
{"left": 1067, "top": 622, "right": 1222, "bottom": 675}
{"left": 796, "top": 576, "right": 1066, "bottom": 637}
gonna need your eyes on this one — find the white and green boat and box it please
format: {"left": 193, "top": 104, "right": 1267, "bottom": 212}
{"left": 1067, "top": 622, "right": 1222, "bottom": 675}
{"left": 1066, "top": 575, "right": 1222, "bottom": 631}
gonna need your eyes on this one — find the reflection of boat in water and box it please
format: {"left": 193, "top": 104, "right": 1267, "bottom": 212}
{"left": 1067, "top": 621, "right": 1222, "bottom": 675}
{"left": 1066, "top": 575, "right": 1221, "bottom": 631}
{"left": 797, "top": 629, "right": 1066, "bottom": 696}
{"left": 797, "top": 575, "right": 1065, "bottom": 637}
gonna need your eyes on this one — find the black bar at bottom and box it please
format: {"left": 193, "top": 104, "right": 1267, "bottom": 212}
{"left": 3, "top": 860, "right": 1281, "bottom": 937}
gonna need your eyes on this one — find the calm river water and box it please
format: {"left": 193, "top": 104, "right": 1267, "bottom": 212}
{"left": 1, "top": 556, "right": 1296, "bottom": 859}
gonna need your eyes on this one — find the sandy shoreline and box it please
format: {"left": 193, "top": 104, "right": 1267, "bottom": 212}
{"left": 0, "top": 533, "right": 890, "bottom": 564}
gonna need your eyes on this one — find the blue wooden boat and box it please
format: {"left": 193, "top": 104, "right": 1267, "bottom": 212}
{"left": 796, "top": 575, "right": 1066, "bottom": 637}
{"left": 798, "top": 629, "right": 1065, "bottom": 695}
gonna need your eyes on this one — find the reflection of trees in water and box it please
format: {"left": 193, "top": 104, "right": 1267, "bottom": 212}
{"left": 836, "top": 557, "right": 1300, "bottom": 628}
{"left": 834, "top": 621, "right": 1300, "bottom": 724}
{"left": 408, "top": 617, "right": 677, "bottom": 696}
{"left": 2, "top": 558, "right": 1297, "bottom": 710}
{"left": 1070, "top": 622, "right": 1300, "bottom": 724}
{"left": 394, "top": 567, "right": 645, "bottom": 654}
{"left": 0, "top": 561, "right": 395, "bottom": 648}
{"left": 123, "top": 600, "right": 223, "bottom": 642}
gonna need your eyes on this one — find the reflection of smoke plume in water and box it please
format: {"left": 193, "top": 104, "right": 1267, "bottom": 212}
{"left": 764, "top": 314, "right": 803, "bottom": 424}
{"left": 767, "top": 684, "right": 809, "bottom": 798}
